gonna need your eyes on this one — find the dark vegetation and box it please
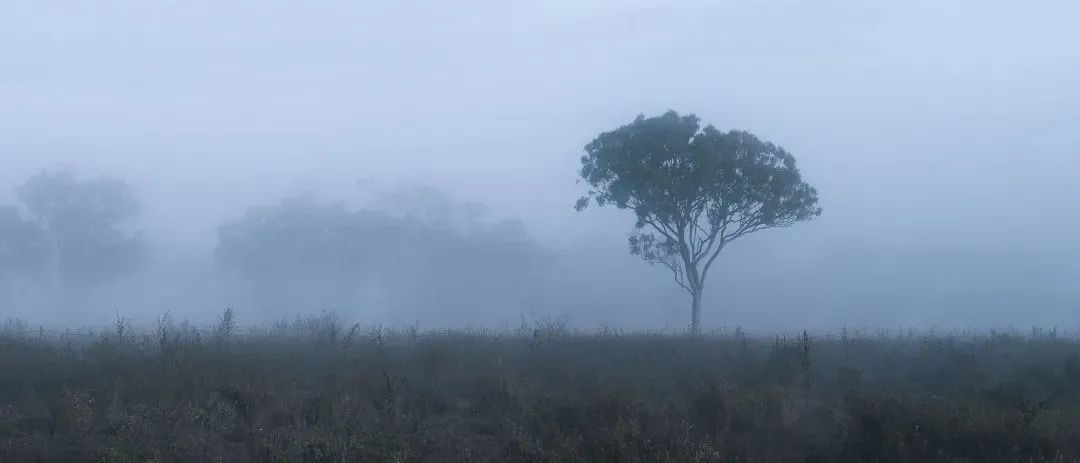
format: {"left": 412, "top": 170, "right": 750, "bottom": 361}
{"left": 3, "top": 313, "right": 1080, "bottom": 462}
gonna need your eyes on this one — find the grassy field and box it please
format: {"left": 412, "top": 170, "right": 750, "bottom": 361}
{"left": 2, "top": 312, "right": 1080, "bottom": 462}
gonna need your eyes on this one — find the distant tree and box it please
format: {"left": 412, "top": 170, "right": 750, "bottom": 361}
{"left": 216, "top": 192, "right": 548, "bottom": 321}
{"left": 576, "top": 111, "right": 821, "bottom": 334}
{"left": 0, "top": 206, "right": 50, "bottom": 276}
{"left": 16, "top": 171, "right": 144, "bottom": 291}
{"left": 216, "top": 194, "right": 367, "bottom": 283}
{"left": 217, "top": 194, "right": 424, "bottom": 314}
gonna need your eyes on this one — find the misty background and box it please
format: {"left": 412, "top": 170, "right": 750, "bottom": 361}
{"left": 2, "top": 0, "right": 1079, "bottom": 331}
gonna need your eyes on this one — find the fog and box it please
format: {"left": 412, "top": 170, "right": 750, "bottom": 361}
{"left": 2, "top": 0, "right": 1079, "bottom": 331}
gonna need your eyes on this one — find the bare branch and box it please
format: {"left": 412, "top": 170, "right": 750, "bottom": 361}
{"left": 725, "top": 209, "right": 769, "bottom": 243}
{"left": 641, "top": 216, "right": 678, "bottom": 243}
{"left": 662, "top": 254, "right": 693, "bottom": 294}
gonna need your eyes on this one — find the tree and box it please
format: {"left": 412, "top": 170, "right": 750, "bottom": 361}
{"left": 16, "top": 171, "right": 144, "bottom": 292}
{"left": 216, "top": 194, "right": 368, "bottom": 289}
{"left": 216, "top": 192, "right": 550, "bottom": 322}
{"left": 575, "top": 111, "right": 821, "bottom": 334}
{"left": 0, "top": 206, "right": 50, "bottom": 276}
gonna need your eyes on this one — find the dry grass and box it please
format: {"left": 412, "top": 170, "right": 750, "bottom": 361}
{"left": 2, "top": 314, "right": 1080, "bottom": 462}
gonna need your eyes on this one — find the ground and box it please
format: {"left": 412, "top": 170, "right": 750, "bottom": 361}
{"left": 2, "top": 316, "right": 1079, "bottom": 462}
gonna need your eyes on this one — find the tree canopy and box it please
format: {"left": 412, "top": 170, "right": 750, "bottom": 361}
{"left": 577, "top": 111, "right": 821, "bottom": 333}
{"left": 15, "top": 171, "right": 144, "bottom": 290}
{"left": 0, "top": 206, "right": 50, "bottom": 276}
{"left": 216, "top": 193, "right": 548, "bottom": 321}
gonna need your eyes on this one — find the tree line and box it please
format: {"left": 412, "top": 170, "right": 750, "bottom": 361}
{"left": 1, "top": 111, "right": 820, "bottom": 331}
{"left": 0, "top": 174, "right": 547, "bottom": 320}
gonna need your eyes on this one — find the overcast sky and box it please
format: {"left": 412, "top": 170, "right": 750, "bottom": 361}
{"left": 2, "top": 1, "right": 1079, "bottom": 329}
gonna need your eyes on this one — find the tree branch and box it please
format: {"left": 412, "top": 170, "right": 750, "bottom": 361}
{"left": 641, "top": 216, "right": 678, "bottom": 243}
{"left": 663, "top": 256, "right": 693, "bottom": 294}
{"left": 699, "top": 238, "right": 727, "bottom": 284}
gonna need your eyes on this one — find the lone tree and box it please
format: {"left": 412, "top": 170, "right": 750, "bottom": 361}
{"left": 576, "top": 111, "right": 821, "bottom": 334}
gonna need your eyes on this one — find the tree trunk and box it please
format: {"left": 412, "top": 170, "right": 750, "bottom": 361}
{"left": 690, "top": 289, "right": 703, "bottom": 335}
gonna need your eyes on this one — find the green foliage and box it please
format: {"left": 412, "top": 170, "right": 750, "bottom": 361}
{"left": 577, "top": 111, "right": 820, "bottom": 331}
